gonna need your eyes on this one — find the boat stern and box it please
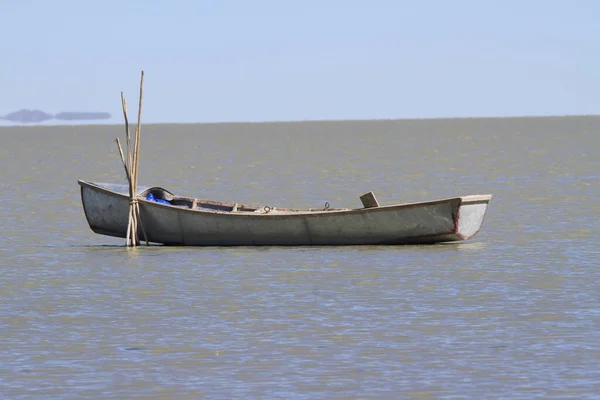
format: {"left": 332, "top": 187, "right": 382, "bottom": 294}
{"left": 455, "top": 194, "right": 492, "bottom": 240}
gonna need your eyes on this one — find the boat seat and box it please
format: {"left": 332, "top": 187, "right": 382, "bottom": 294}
{"left": 360, "top": 191, "right": 380, "bottom": 208}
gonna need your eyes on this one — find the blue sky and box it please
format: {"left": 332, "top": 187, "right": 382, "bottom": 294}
{"left": 1, "top": 0, "right": 599, "bottom": 124}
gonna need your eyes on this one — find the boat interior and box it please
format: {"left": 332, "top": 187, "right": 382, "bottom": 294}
{"left": 140, "top": 186, "right": 355, "bottom": 214}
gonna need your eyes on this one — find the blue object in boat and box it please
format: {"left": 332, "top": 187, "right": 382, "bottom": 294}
{"left": 146, "top": 192, "right": 171, "bottom": 205}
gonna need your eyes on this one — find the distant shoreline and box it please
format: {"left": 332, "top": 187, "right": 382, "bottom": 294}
{"left": 0, "top": 113, "right": 599, "bottom": 129}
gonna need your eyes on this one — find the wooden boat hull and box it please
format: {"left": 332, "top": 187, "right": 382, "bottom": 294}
{"left": 78, "top": 180, "right": 492, "bottom": 246}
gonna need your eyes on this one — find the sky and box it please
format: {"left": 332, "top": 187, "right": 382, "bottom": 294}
{"left": 1, "top": 0, "right": 600, "bottom": 124}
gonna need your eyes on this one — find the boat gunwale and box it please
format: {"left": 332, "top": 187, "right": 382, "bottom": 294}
{"left": 78, "top": 179, "right": 492, "bottom": 218}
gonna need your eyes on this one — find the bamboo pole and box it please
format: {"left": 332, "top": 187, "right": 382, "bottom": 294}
{"left": 115, "top": 137, "right": 130, "bottom": 185}
{"left": 134, "top": 71, "right": 149, "bottom": 246}
{"left": 119, "top": 92, "right": 134, "bottom": 246}
{"left": 121, "top": 93, "right": 132, "bottom": 173}
{"left": 116, "top": 70, "right": 148, "bottom": 247}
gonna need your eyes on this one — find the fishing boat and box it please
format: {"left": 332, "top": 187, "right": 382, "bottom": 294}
{"left": 78, "top": 180, "right": 492, "bottom": 246}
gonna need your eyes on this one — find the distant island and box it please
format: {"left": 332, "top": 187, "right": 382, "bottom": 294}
{"left": 1, "top": 109, "right": 111, "bottom": 123}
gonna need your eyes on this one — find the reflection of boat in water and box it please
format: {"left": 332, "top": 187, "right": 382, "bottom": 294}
{"left": 78, "top": 180, "right": 493, "bottom": 246}
{"left": 1, "top": 109, "right": 111, "bottom": 123}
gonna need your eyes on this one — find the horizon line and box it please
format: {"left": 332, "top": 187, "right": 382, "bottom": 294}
{"left": 0, "top": 113, "right": 599, "bottom": 128}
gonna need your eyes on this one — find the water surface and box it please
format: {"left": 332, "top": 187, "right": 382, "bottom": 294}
{"left": 1, "top": 116, "right": 599, "bottom": 398}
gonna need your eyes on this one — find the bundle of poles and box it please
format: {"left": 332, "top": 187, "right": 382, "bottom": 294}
{"left": 115, "top": 70, "right": 149, "bottom": 247}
